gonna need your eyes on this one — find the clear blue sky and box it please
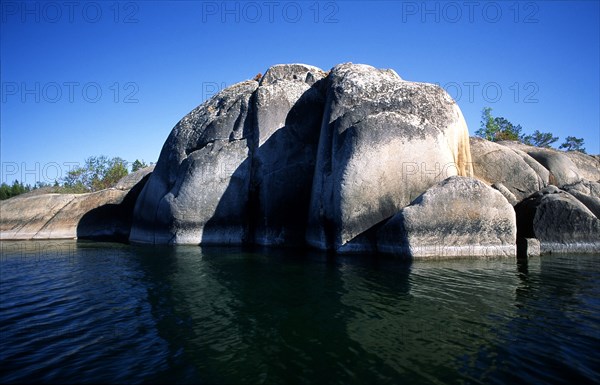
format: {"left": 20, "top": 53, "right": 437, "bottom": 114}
{"left": 1, "top": 0, "right": 599, "bottom": 185}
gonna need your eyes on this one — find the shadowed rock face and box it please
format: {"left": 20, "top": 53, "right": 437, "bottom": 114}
{"left": 515, "top": 186, "right": 600, "bottom": 253}
{"left": 129, "top": 63, "right": 473, "bottom": 250}
{"left": 252, "top": 64, "right": 327, "bottom": 246}
{"left": 560, "top": 180, "right": 600, "bottom": 220}
{"left": 377, "top": 176, "right": 516, "bottom": 258}
{"left": 129, "top": 81, "right": 258, "bottom": 244}
{"left": 129, "top": 64, "right": 329, "bottom": 246}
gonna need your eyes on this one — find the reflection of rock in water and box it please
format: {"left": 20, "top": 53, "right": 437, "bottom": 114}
{"left": 137, "top": 247, "right": 400, "bottom": 383}
{"left": 340, "top": 257, "right": 519, "bottom": 379}
{"left": 135, "top": 247, "right": 530, "bottom": 383}
{"left": 178, "top": 247, "right": 358, "bottom": 383}
{"left": 473, "top": 254, "right": 600, "bottom": 384}
{"left": 131, "top": 245, "right": 202, "bottom": 383}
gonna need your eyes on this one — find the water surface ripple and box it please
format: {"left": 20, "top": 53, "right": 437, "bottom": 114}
{"left": 1, "top": 241, "right": 599, "bottom": 384}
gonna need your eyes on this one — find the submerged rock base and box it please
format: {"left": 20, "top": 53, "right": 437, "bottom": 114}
{"left": 517, "top": 238, "right": 541, "bottom": 258}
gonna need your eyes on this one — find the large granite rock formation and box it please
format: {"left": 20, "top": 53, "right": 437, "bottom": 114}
{"left": 129, "top": 64, "right": 329, "bottom": 245}
{"left": 0, "top": 166, "right": 153, "bottom": 241}
{"left": 130, "top": 63, "right": 473, "bottom": 251}
{"left": 7, "top": 63, "right": 594, "bottom": 256}
{"left": 377, "top": 176, "right": 516, "bottom": 257}
{"left": 129, "top": 81, "right": 258, "bottom": 244}
{"left": 305, "top": 63, "right": 473, "bottom": 252}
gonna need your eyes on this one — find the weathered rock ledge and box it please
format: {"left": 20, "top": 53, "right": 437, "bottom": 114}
{"left": 0, "top": 166, "right": 153, "bottom": 241}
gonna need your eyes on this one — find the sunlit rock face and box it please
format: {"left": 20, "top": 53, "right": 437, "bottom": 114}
{"left": 306, "top": 63, "right": 473, "bottom": 252}
{"left": 0, "top": 166, "right": 153, "bottom": 241}
{"left": 496, "top": 140, "right": 583, "bottom": 186}
{"left": 130, "top": 64, "right": 329, "bottom": 245}
{"left": 377, "top": 176, "right": 517, "bottom": 258}
{"left": 470, "top": 137, "right": 549, "bottom": 203}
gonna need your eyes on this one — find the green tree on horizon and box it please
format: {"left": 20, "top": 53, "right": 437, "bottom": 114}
{"left": 63, "top": 156, "right": 129, "bottom": 192}
{"left": 522, "top": 130, "right": 559, "bottom": 148}
{"left": 475, "top": 107, "right": 499, "bottom": 141}
{"left": 475, "top": 107, "right": 587, "bottom": 154}
{"left": 559, "top": 136, "right": 587, "bottom": 153}
{"left": 131, "top": 159, "right": 148, "bottom": 172}
{"left": 491, "top": 116, "right": 524, "bottom": 142}
{"left": 475, "top": 107, "right": 524, "bottom": 142}
{"left": 0, "top": 180, "right": 31, "bottom": 200}
{"left": 2, "top": 155, "right": 149, "bottom": 200}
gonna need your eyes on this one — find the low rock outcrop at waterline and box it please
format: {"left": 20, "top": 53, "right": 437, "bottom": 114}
{"left": 0, "top": 166, "right": 153, "bottom": 241}
{"left": 470, "top": 138, "right": 600, "bottom": 254}
{"left": 377, "top": 176, "right": 517, "bottom": 257}
{"left": 515, "top": 186, "right": 600, "bottom": 253}
{"left": 1, "top": 63, "right": 599, "bottom": 257}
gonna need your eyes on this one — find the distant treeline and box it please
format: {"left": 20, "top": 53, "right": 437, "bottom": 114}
{"left": 476, "top": 107, "right": 586, "bottom": 153}
{"left": 0, "top": 157, "right": 151, "bottom": 200}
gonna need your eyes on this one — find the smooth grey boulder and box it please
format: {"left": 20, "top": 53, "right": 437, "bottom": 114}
{"left": 492, "top": 183, "right": 518, "bottom": 205}
{"left": 115, "top": 165, "right": 155, "bottom": 190}
{"left": 561, "top": 180, "right": 600, "bottom": 218}
{"left": 129, "top": 64, "right": 329, "bottom": 245}
{"left": 129, "top": 81, "right": 258, "bottom": 244}
{"left": 252, "top": 64, "right": 327, "bottom": 246}
{"left": 515, "top": 186, "right": 600, "bottom": 253}
{"left": 377, "top": 176, "right": 516, "bottom": 258}
{"left": 497, "top": 141, "right": 581, "bottom": 186}
{"left": 470, "top": 137, "right": 547, "bottom": 202}
{"left": 307, "top": 63, "right": 473, "bottom": 253}
{"left": 563, "top": 151, "right": 600, "bottom": 182}
{"left": 527, "top": 149, "right": 581, "bottom": 186}
{"left": 562, "top": 179, "right": 600, "bottom": 198}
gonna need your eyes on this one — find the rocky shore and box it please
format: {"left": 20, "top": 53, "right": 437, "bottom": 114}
{"left": 1, "top": 63, "right": 598, "bottom": 257}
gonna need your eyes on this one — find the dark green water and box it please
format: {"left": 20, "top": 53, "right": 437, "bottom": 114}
{"left": 1, "top": 240, "right": 599, "bottom": 384}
